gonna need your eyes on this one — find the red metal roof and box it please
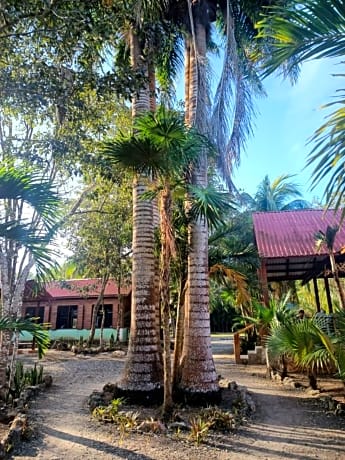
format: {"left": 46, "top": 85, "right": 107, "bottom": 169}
{"left": 253, "top": 209, "right": 345, "bottom": 258}
{"left": 24, "top": 279, "right": 131, "bottom": 300}
{"left": 252, "top": 209, "right": 345, "bottom": 282}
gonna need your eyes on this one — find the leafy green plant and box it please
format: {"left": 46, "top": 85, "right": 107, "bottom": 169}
{"left": 116, "top": 411, "right": 140, "bottom": 438}
{"left": 189, "top": 417, "right": 211, "bottom": 445}
{"left": 199, "top": 406, "right": 235, "bottom": 432}
{"left": 92, "top": 397, "right": 140, "bottom": 440}
{"left": 7, "top": 361, "right": 44, "bottom": 402}
{"left": 10, "top": 361, "right": 26, "bottom": 401}
{"left": 92, "top": 397, "right": 125, "bottom": 422}
{"left": 24, "top": 363, "right": 44, "bottom": 386}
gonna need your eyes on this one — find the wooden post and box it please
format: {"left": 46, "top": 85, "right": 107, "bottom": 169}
{"left": 258, "top": 261, "right": 269, "bottom": 306}
{"left": 234, "top": 332, "right": 241, "bottom": 364}
{"left": 233, "top": 324, "right": 254, "bottom": 364}
{"left": 313, "top": 277, "right": 321, "bottom": 312}
{"left": 324, "top": 277, "right": 333, "bottom": 313}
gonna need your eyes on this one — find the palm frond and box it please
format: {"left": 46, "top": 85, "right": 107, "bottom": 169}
{"left": 306, "top": 90, "right": 345, "bottom": 214}
{"left": 211, "top": 2, "right": 265, "bottom": 190}
{"left": 254, "top": 174, "right": 307, "bottom": 211}
{"left": 0, "top": 317, "right": 50, "bottom": 359}
{"left": 268, "top": 318, "right": 336, "bottom": 374}
{"left": 100, "top": 135, "right": 166, "bottom": 177}
{"left": 209, "top": 263, "right": 251, "bottom": 306}
{"left": 256, "top": 0, "right": 345, "bottom": 78}
{"left": 0, "top": 165, "right": 60, "bottom": 231}
{"left": 188, "top": 185, "right": 234, "bottom": 230}
{"left": 0, "top": 222, "right": 59, "bottom": 274}
{"left": 100, "top": 108, "right": 211, "bottom": 180}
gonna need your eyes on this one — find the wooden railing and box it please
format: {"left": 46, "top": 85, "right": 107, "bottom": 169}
{"left": 233, "top": 323, "right": 255, "bottom": 364}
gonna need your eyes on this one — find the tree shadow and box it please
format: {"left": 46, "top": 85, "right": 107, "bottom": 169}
{"left": 13, "top": 426, "right": 154, "bottom": 459}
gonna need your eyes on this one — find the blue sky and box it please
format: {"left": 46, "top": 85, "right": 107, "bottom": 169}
{"left": 233, "top": 58, "right": 342, "bottom": 203}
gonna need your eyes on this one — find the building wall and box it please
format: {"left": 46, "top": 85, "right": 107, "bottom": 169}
{"left": 22, "top": 296, "right": 127, "bottom": 330}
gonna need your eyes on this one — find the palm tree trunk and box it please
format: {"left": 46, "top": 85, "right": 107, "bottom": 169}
{"left": 184, "top": 43, "right": 191, "bottom": 126}
{"left": 176, "top": 20, "right": 219, "bottom": 404}
{"left": 160, "top": 185, "right": 173, "bottom": 414}
{"left": 117, "top": 29, "right": 163, "bottom": 403}
{"left": 172, "top": 279, "right": 186, "bottom": 387}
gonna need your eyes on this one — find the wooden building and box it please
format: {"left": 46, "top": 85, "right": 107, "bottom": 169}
{"left": 22, "top": 279, "right": 131, "bottom": 331}
{"left": 253, "top": 209, "right": 345, "bottom": 311}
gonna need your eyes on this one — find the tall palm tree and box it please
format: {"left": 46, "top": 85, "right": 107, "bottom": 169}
{"left": 113, "top": 1, "right": 172, "bottom": 401}
{"left": 101, "top": 107, "right": 230, "bottom": 409}
{"left": 256, "top": 0, "right": 345, "bottom": 214}
{"left": 112, "top": 0, "right": 283, "bottom": 402}
{"left": 101, "top": 108, "right": 210, "bottom": 408}
{"left": 171, "top": 0, "right": 270, "bottom": 404}
{"left": 254, "top": 174, "right": 310, "bottom": 211}
{"left": 111, "top": 0, "right": 198, "bottom": 401}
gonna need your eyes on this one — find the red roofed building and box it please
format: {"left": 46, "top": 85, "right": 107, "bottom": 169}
{"left": 22, "top": 279, "right": 131, "bottom": 331}
{"left": 253, "top": 209, "right": 345, "bottom": 311}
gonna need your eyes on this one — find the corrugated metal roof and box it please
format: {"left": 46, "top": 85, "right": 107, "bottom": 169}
{"left": 24, "top": 279, "right": 131, "bottom": 300}
{"left": 253, "top": 209, "right": 345, "bottom": 259}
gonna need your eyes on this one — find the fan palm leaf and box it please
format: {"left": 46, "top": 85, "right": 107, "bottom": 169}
{"left": 0, "top": 316, "right": 50, "bottom": 359}
{"left": 188, "top": 185, "right": 234, "bottom": 230}
{"left": 100, "top": 108, "right": 208, "bottom": 179}
{"left": 268, "top": 319, "right": 337, "bottom": 381}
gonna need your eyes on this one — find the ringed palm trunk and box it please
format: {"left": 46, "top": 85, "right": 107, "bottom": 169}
{"left": 176, "top": 22, "right": 219, "bottom": 404}
{"left": 117, "top": 29, "right": 163, "bottom": 403}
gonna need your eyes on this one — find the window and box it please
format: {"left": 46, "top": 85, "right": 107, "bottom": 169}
{"left": 25, "top": 306, "right": 45, "bottom": 324}
{"left": 94, "top": 304, "right": 113, "bottom": 328}
{"left": 56, "top": 305, "right": 78, "bottom": 329}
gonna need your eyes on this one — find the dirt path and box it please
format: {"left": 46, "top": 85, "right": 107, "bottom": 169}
{"left": 11, "top": 348, "right": 345, "bottom": 460}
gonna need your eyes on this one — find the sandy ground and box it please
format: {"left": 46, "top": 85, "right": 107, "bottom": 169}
{"left": 9, "top": 340, "right": 345, "bottom": 460}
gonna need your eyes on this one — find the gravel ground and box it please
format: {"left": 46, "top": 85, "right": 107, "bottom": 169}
{"left": 9, "top": 344, "right": 345, "bottom": 460}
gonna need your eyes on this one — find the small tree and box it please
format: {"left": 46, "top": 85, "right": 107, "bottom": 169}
{"left": 0, "top": 164, "right": 59, "bottom": 387}
{"left": 66, "top": 175, "right": 132, "bottom": 347}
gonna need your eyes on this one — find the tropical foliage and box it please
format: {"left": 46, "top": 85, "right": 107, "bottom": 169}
{"left": 66, "top": 174, "right": 132, "bottom": 346}
{"left": 0, "top": 165, "right": 61, "bottom": 282}
{"left": 254, "top": 174, "right": 310, "bottom": 211}
{"left": 0, "top": 316, "right": 50, "bottom": 361}
{"left": 256, "top": 0, "right": 345, "bottom": 213}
